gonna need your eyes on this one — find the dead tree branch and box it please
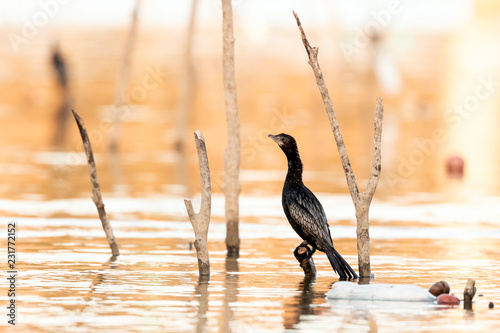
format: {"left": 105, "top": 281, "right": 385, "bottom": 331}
{"left": 184, "top": 131, "right": 212, "bottom": 276}
{"left": 222, "top": 0, "right": 241, "bottom": 257}
{"left": 72, "top": 110, "right": 120, "bottom": 256}
{"left": 463, "top": 278, "right": 476, "bottom": 310}
{"left": 109, "top": 0, "right": 141, "bottom": 151}
{"left": 293, "top": 11, "right": 384, "bottom": 278}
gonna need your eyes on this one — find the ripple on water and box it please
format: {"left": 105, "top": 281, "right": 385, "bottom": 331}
{"left": 5, "top": 198, "right": 500, "bottom": 332}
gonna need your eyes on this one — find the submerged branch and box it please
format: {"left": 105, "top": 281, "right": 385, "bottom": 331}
{"left": 463, "top": 279, "right": 476, "bottom": 310}
{"left": 293, "top": 11, "right": 384, "bottom": 278}
{"left": 184, "top": 131, "right": 212, "bottom": 276}
{"left": 222, "top": 0, "right": 241, "bottom": 257}
{"left": 72, "top": 110, "right": 120, "bottom": 256}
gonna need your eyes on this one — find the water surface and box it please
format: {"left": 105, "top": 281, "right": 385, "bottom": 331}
{"left": 2, "top": 194, "right": 499, "bottom": 332}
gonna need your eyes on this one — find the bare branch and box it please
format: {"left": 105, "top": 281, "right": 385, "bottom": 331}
{"left": 364, "top": 97, "right": 384, "bottom": 199}
{"left": 293, "top": 11, "right": 360, "bottom": 205}
{"left": 292, "top": 11, "right": 312, "bottom": 59}
{"left": 72, "top": 110, "right": 120, "bottom": 256}
{"left": 222, "top": 0, "right": 241, "bottom": 257}
{"left": 184, "top": 199, "right": 196, "bottom": 223}
{"left": 185, "top": 130, "right": 212, "bottom": 276}
{"left": 293, "top": 12, "right": 385, "bottom": 278}
{"left": 195, "top": 131, "right": 211, "bottom": 219}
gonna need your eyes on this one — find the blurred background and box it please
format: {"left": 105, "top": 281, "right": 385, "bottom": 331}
{"left": 1, "top": 0, "right": 499, "bottom": 205}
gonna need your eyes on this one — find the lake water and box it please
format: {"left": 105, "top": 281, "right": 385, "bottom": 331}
{"left": 1, "top": 190, "right": 499, "bottom": 332}
{"left": 1, "top": 16, "right": 500, "bottom": 331}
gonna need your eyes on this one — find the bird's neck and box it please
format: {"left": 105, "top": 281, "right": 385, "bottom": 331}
{"left": 285, "top": 149, "right": 303, "bottom": 184}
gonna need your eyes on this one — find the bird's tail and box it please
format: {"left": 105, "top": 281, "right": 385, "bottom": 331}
{"left": 326, "top": 248, "right": 358, "bottom": 280}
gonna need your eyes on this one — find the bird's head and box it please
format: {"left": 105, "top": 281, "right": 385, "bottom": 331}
{"left": 268, "top": 133, "right": 298, "bottom": 155}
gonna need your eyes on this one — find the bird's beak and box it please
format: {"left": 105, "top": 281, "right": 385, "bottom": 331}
{"left": 268, "top": 134, "right": 280, "bottom": 145}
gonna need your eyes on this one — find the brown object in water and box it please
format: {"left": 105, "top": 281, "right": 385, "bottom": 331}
{"left": 429, "top": 281, "right": 450, "bottom": 297}
{"left": 222, "top": 0, "right": 241, "bottom": 257}
{"left": 72, "top": 110, "right": 120, "bottom": 256}
{"left": 184, "top": 131, "right": 212, "bottom": 277}
{"left": 489, "top": 302, "right": 494, "bottom": 309}
{"left": 446, "top": 155, "right": 464, "bottom": 179}
{"left": 437, "top": 294, "right": 460, "bottom": 305}
{"left": 463, "top": 278, "right": 476, "bottom": 310}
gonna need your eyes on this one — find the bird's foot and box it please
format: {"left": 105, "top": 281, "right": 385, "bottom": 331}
{"left": 298, "top": 240, "right": 309, "bottom": 248}
{"left": 294, "top": 242, "right": 315, "bottom": 259}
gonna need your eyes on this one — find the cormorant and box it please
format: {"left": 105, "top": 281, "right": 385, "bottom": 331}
{"left": 269, "top": 133, "right": 358, "bottom": 280}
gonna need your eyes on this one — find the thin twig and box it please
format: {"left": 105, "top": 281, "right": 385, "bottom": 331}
{"left": 72, "top": 110, "right": 120, "bottom": 256}
{"left": 364, "top": 97, "right": 384, "bottom": 199}
{"left": 185, "top": 131, "right": 212, "bottom": 276}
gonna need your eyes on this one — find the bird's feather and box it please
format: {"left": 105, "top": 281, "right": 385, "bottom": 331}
{"left": 283, "top": 184, "right": 332, "bottom": 251}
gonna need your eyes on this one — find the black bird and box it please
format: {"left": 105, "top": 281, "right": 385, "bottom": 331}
{"left": 269, "top": 133, "right": 358, "bottom": 280}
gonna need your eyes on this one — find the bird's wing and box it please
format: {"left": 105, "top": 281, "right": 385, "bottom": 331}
{"left": 286, "top": 187, "right": 332, "bottom": 250}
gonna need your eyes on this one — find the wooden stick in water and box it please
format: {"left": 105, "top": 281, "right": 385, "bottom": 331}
{"left": 184, "top": 131, "right": 212, "bottom": 276}
{"left": 222, "top": 0, "right": 241, "bottom": 257}
{"left": 72, "top": 110, "right": 120, "bottom": 256}
{"left": 293, "top": 11, "right": 384, "bottom": 278}
{"left": 463, "top": 278, "right": 476, "bottom": 310}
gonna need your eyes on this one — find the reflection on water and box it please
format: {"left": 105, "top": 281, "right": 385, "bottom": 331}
{"left": 195, "top": 276, "right": 209, "bottom": 333}
{"left": 283, "top": 276, "right": 323, "bottom": 329}
{"left": 220, "top": 258, "right": 238, "bottom": 333}
{"left": 68, "top": 255, "right": 118, "bottom": 333}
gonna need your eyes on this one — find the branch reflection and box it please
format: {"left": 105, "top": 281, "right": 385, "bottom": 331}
{"left": 219, "top": 257, "right": 239, "bottom": 333}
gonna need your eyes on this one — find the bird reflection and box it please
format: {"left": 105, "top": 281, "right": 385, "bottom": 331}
{"left": 282, "top": 276, "right": 327, "bottom": 329}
